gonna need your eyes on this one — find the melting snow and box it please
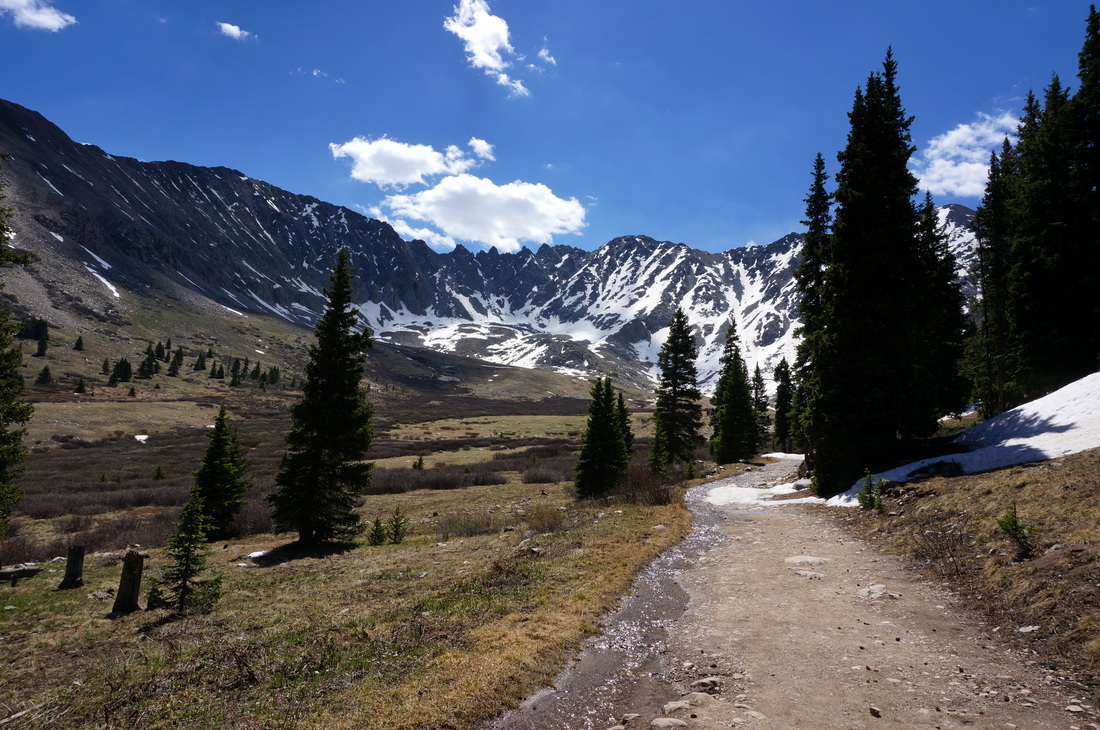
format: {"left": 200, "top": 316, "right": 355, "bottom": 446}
{"left": 37, "top": 172, "right": 63, "bottom": 197}
{"left": 829, "top": 371, "right": 1100, "bottom": 506}
{"left": 80, "top": 245, "right": 112, "bottom": 270}
{"left": 50, "top": 232, "right": 63, "bottom": 242}
{"left": 84, "top": 266, "right": 120, "bottom": 298}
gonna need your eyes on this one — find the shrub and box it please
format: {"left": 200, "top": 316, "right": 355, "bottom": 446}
{"left": 367, "top": 518, "right": 388, "bottom": 546}
{"left": 437, "top": 512, "right": 496, "bottom": 540}
{"left": 524, "top": 503, "right": 566, "bottom": 534}
{"left": 613, "top": 466, "right": 677, "bottom": 506}
{"left": 856, "top": 471, "right": 886, "bottom": 511}
{"left": 997, "top": 500, "right": 1038, "bottom": 559}
{"left": 387, "top": 508, "right": 409, "bottom": 544}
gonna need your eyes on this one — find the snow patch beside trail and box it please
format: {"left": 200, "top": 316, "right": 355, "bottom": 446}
{"left": 706, "top": 454, "right": 819, "bottom": 507}
{"left": 829, "top": 371, "right": 1100, "bottom": 506}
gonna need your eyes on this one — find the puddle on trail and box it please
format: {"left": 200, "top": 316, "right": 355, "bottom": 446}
{"left": 485, "top": 461, "right": 799, "bottom": 730}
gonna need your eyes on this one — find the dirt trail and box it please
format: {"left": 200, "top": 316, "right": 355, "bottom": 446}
{"left": 658, "top": 460, "right": 1097, "bottom": 729}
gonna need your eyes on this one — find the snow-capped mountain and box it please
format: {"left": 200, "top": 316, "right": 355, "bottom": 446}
{"left": 0, "top": 98, "right": 977, "bottom": 392}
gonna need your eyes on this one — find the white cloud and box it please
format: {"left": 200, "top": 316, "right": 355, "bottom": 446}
{"left": 468, "top": 138, "right": 495, "bottom": 161}
{"left": 444, "top": 0, "right": 530, "bottom": 97}
{"left": 387, "top": 219, "right": 458, "bottom": 252}
{"left": 538, "top": 46, "right": 556, "bottom": 66}
{"left": 915, "top": 112, "right": 1019, "bottom": 198}
{"left": 217, "top": 21, "right": 254, "bottom": 40}
{"left": 382, "top": 173, "right": 586, "bottom": 253}
{"left": 0, "top": 0, "right": 75, "bottom": 31}
{"left": 330, "top": 136, "right": 495, "bottom": 188}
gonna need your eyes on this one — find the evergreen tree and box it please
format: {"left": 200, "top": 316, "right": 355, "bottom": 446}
{"left": 615, "top": 391, "right": 635, "bottom": 460}
{"left": 268, "top": 249, "right": 375, "bottom": 544}
{"left": 0, "top": 163, "right": 33, "bottom": 540}
{"left": 35, "top": 366, "right": 52, "bottom": 385}
{"left": 966, "top": 141, "right": 1018, "bottom": 417}
{"left": 648, "top": 308, "right": 703, "bottom": 472}
{"left": 250, "top": 361, "right": 261, "bottom": 379}
{"left": 796, "top": 51, "right": 965, "bottom": 496}
{"left": 101, "top": 357, "right": 111, "bottom": 375}
{"left": 34, "top": 334, "right": 47, "bottom": 357}
{"left": 194, "top": 352, "right": 207, "bottom": 371}
{"left": 790, "top": 153, "right": 833, "bottom": 458}
{"left": 73, "top": 335, "right": 84, "bottom": 351}
{"left": 147, "top": 494, "right": 222, "bottom": 614}
{"left": 193, "top": 404, "right": 252, "bottom": 537}
{"left": 752, "top": 364, "right": 770, "bottom": 445}
{"left": 772, "top": 358, "right": 794, "bottom": 453}
{"left": 154, "top": 341, "right": 166, "bottom": 362}
{"left": 709, "top": 320, "right": 757, "bottom": 464}
{"left": 167, "top": 348, "right": 183, "bottom": 377}
{"left": 574, "top": 376, "right": 630, "bottom": 499}
{"left": 138, "top": 349, "right": 159, "bottom": 379}
{"left": 74, "top": 378, "right": 86, "bottom": 394}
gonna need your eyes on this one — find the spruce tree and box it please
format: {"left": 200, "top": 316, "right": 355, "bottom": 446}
{"left": 73, "top": 335, "right": 84, "bottom": 351}
{"left": 796, "top": 51, "right": 965, "bottom": 496}
{"left": 648, "top": 308, "right": 703, "bottom": 472}
{"left": 615, "top": 391, "right": 635, "bottom": 461}
{"left": 268, "top": 249, "right": 375, "bottom": 544}
{"left": 772, "top": 358, "right": 794, "bottom": 453}
{"left": 193, "top": 404, "right": 252, "bottom": 537}
{"left": 790, "top": 153, "right": 832, "bottom": 459}
{"left": 0, "top": 162, "right": 33, "bottom": 540}
{"left": 709, "top": 320, "right": 757, "bottom": 464}
{"left": 35, "top": 366, "right": 52, "bottom": 385}
{"left": 148, "top": 494, "right": 221, "bottom": 613}
{"left": 967, "top": 141, "right": 1017, "bottom": 417}
{"left": 752, "top": 364, "right": 770, "bottom": 445}
{"left": 34, "top": 334, "right": 47, "bottom": 357}
{"left": 574, "top": 376, "right": 630, "bottom": 499}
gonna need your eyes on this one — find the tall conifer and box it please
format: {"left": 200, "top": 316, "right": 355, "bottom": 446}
{"left": 193, "top": 404, "right": 252, "bottom": 537}
{"left": 574, "top": 376, "right": 630, "bottom": 499}
{"left": 709, "top": 320, "right": 757, "bottom": 464}
{"left": 268, "top": 249, "right": 374, "bottom": 544}
{"left": 648, "top": 308, "right": 703, "bottom": 472}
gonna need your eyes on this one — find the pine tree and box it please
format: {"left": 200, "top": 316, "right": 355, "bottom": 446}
{"left": 147, "top": 494, "right": 222, "bottom": 614}
{"left": 73, "top": 335, "right": 84, "bottom": 351}
{"left": 194, "top": 352, "right": 207, "bottom": 371}
{"left": 796, "top": 51, "right": 964, "bottom": 496}
{"left": 752, "top": 364, "right": 770, "bottom": 445}
{"left": 648, "top": 308, "right": 703, "bottom": 472}
{"left": 74, "top": 377, "right": 86, "bottom": 394}
{"left": 574, "top": 376, "right": 630, "bottom": 499}
{"left": 268, "top": 249, "right": 375, "bottom": 544}
{"left": 193, "top": 404, "right": 252, "bottom": 538}
{"left": 34, "top": 334, "right": 47, "bottom": 357}
{"left": 966, "top": 141, "right": 1018, "bottom": 416}
{"left": 0, "top": 161, "right": 33, "bottom": 540}
{"left": 615, "top": 391, "right": 635, "bottom": 460}
{"left": 709, "top": 320, "right": 757, "bottom": 464}
{"left": 35, "top": 366, "right": 52, "bottom": 385}
{"left": 790, "top": 153, "right": 833, "bottom": 458}
{"left": 772, "top": 358, "right": 794, "bottom": 453}
{"left": 101, "top": 357, "right": 111, "bottom": 375}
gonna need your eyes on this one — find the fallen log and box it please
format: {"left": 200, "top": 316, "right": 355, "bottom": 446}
{"left": 1, "top": 564, "right": 43, "bottom": 587}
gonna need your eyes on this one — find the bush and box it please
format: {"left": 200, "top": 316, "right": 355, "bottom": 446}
{"left": 524, "top": 503, "right": 566, "bottom": 533}
{"left": 997, "top": 500, "right": 1039, "bottom": 559}
{"left": 856, "top": 471, "right": 886, "bottom": 511}
{"left": 437, "top": 512, "right": 496, "bottom": 540}
{"left": 613, "top": 466, "right": 677, "bottom": 506}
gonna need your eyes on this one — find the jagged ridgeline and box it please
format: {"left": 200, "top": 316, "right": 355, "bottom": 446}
{"left": 0, "top": 98, "right": 978, "bottom": 389}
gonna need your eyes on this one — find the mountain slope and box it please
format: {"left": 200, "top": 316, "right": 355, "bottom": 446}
{"left": 0, "top": 98, "right": 977, "bottom": 392}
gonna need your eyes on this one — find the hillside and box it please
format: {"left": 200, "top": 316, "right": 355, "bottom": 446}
{"left": 0, "top": 98, "right": 979, "bottom": 392}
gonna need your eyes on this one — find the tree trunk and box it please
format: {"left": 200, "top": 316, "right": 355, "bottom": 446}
{"left": 57, "top": 545, "right": 85, "bottom": 590}
{"left": 110, "top": 550, "right": 144, "bottom": 616}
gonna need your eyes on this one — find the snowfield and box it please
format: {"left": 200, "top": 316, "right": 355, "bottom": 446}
{"left": 706, "top": 371, "right": 1100, "bottom": 508}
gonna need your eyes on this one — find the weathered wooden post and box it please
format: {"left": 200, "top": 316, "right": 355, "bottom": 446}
{"left": 57, "top": 545, "right": 85, "bottom": 590}
{"left": 110, "top": 550, "right": 144, "bottom": 617}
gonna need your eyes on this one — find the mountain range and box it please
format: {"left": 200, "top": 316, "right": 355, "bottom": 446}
{"left": 0, "top": 98, "right": 978, "bottom": 393}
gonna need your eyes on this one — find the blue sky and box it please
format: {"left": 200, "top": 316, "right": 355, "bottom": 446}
{"left": 0, "top": 1, "right": 1092, "bottom": 253}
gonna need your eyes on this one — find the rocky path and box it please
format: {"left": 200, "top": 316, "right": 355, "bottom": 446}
{"left": 491, "top": 460, "right": 1099, "bottom": 729}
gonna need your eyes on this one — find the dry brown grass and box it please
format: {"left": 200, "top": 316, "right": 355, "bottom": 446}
{"left": 0, "top": 457, "right": 690, "bottom": 729}
{"left": 836, "top": 446, "right": 1100, "bottom": 683}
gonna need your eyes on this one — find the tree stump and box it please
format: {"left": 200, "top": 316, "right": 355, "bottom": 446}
{"left": 57, "top": 545, "right": 85, "bottom": 590}
{"left": 110, "top": 550, "right": 144, "bottom": 616}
